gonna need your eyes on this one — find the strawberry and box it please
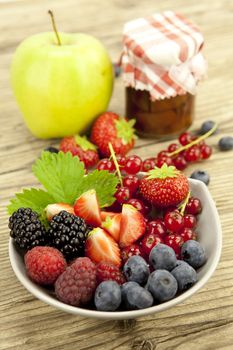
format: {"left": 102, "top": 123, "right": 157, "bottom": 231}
{"left": 91, "top": 112, "right": 136, "bottom": 157}
{"left": 74, "top": 189, "right": 101, "bottom": 227}
{"left": 139, "top": 164, "right": 189, "bottom": 208}
{"left": 100, "top": 211, "right": 116, "bottom": 221}
{"left": 85, "top": 227, "right": 121, "bottom": 266}
{"left": 45, "top": 203, "right": 75, "bottom": 221}
{"left": 119, "top": 204, "right": 146, "bottom": 248}
{"left": 60, "top": 135, "right": 99, "bottom": 168}
{"left": 101, "top": 213, "right": 122, "bottom": 242}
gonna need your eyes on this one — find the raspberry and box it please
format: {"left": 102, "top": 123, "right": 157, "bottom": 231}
{"left": 24, "top": 246, "right": 67, "bottom": 285}
{"left": 55, "top": 257, "right": 97, "bottom": 306}
{"left": 96, "top": 262, "right": 126, "bottom": 285}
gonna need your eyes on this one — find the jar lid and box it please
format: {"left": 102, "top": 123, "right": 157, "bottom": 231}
{"left": 122, "top": 11, "right": 207, "bottom": 100}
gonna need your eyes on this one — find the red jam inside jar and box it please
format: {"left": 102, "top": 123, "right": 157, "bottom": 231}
{"left": 126, "top": 87, "right": 195, "bottom": 138}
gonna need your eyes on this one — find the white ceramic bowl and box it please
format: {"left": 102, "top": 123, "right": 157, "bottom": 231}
{"left": 9, "top": 179, "right": 222, "bottom": 320}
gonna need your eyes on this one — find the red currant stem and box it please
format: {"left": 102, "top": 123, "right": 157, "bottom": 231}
{"left": 168, "top": 123, "right": 218, "bottom": 157}
{"left": 108, "top": 142, "right": 123, "bottom": 187}
{"left": 179, "top": 191, "right": 191, "bottom": 216}
{"left": 48, "top": 10, "right": 62, "bottom": 46}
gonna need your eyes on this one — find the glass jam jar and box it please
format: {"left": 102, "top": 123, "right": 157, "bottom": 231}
{"left": 126, "top": 88, "right": 195, "bottom": 138}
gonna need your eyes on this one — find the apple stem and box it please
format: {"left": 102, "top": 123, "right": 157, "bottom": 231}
{"left": 48, "top": 10, "right": 62, "bottom": 46}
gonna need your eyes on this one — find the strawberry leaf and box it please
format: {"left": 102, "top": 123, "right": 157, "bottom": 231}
{"left": 78, "top": 170, "right": 118, "bottom": 207}
{"left": 32, "top": 151, "right": 85, "bottom": 204}
{"left": 7, "top": 189, "right": 54, "bottom": 216}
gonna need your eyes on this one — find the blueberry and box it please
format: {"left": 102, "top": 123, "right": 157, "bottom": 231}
{"left": 149, "top": 243, "right": 177, "bottom": 271}
{"left": 121, "top": 282, "right": 153, "bottom": 310}
{"left": 190, "top": 170, "right": 210, "bottom": 185}
{"left": 147, "top": 270, "right": 178, "bottom": 302}
{"left": 199, "top": 120, "right": 217, "bottom": 135}
{"left": 44, "top": 146, "right": 59, "bottom": 153}
{"left": 94, "top": 281, "right": 121, "bottom": 311}
{"left": 181, "top": 240, "right": 206, "bottom": 269}
{"left": 123, "top": 255, "right": 150, "bottom": 285}
{"left": 113, "top": 63, "right": 122, "bottom": 78}
{"left": 171, "top": 261, "right": 197, "bottom": 291}
{"left": 218, "top": 136, "right": 233, "bottom": 151}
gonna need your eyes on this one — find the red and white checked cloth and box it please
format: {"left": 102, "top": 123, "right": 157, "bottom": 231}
{"left": 121, "top": 11, "right": 207, "bottom": 100}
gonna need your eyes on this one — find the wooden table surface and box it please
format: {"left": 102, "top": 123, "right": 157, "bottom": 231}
{"left": 1, "top": 0, "right": 233, "bottom": 349}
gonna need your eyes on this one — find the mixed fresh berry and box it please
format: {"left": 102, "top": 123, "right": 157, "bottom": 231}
{"left": 8, "top": 147, "right": 208, "bottom": 313}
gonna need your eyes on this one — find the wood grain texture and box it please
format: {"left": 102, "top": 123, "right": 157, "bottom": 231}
{"left": 0, "top": 0, "right": 233, "bottom": 349}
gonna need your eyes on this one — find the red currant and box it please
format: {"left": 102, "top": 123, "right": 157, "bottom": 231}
{"left": 200, "top": 144, "right": 212, "bottom": 159}
{"left": 173, "top": 155, "right": 187, "bottom": 170}
{"left": 183, "top": 214, "right": 197, "bottom": 229}
{"left": 164, "top": 234, "right": 184, "bottom": 256}
{"left": 167, "top": 143, "right": 179, "bottom": 153}
{"left": 179, "top": 132, "right": 192, "bottom": 146}
{"left": 185, "top": 197, "right": 202, "bottom": 215}
{"left": 157, "top": 150, "right": 168, "bottom": 158}
{"left": 147, "top": 219, "right": 167, "bottom": 238}
{"left": 127, "top": 198, "right": 147, "bottom": 215}
{"left": 142, "top": 158, "right": 156, "bottom": 172}
{"left": 123, "top": 175, "right": 140, "bottom": 194}
{"left": 164, "top": 211, "right": 184, "bottom": 233}
{"left": 140, "top": 233, "right": 163, "bottom": 257}
{"left": 180, "top": 227, "right": 197, "bottom": 242}
{"left": 184, "top": 145, "right": 201, "bottom": 162}
{"left": 97, "top": 159, "right": 115, "bottom": 172}
{"left": 156, "top": 156, "right": 173, "bottom": 168}
{"left": 124, "top": 155, "right": 142, "bottom": 174}
{"left": 116, "top": 155, "right": 127, "bottom": 168}
{"left": 115, "top": 187, "right": 131, "bottom": 204}
{"left": 121, "top": 243, "right": 142, "bottom": 263}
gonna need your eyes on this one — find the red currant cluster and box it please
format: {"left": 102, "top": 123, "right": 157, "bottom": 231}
{"left": 121, "top": 196, "right": 202, "bottom": 263}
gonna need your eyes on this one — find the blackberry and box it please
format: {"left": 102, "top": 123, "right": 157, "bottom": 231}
{"left": 9, "top": 208, "right": 47, "bottom": 252}
{"left": 48, "top": 211, "right": 90, "bottom": 260}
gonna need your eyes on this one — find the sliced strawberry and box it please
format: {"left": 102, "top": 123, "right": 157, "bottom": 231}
{"left": 74, "top": 189, "right": 101, "bottom": 227}
{"left": 45, "top": 203, "right": 75, "bottom": 221}
{"left": 100, "top": 211, "right": 116, "bottom": 221}
{"left": 101, "top": 213, "right": 122, "bottom": 242}
{"left": 85, "top": 227, "right": 121, "bottom": 267}
{"left": 119, "top": 204, "right": 146, "bottom": 248}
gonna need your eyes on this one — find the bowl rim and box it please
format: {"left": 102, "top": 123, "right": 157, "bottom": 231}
{"left": 8, "top": 178, "right": 222, "bottom": 320}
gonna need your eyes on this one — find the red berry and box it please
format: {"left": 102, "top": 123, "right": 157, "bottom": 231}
{"left": 140, "top": 233, "right": 163, "bottom": 257}
{"left": 55, "top": 257, "right": 97, "bottom": 306}
{"left": 179, "top": 132, "right": 192, "bottom": 146}
{"left": 127, "top": 198, "right": 147, "bottom": 215}
{"left": 180, "top": 227, "right": 197, "bottom": 242}
{"left": 96, "top": 262, "right": 126, "bottom": 285}
{"left": 123, "top": 175, "right": 140, "bottom": 194}
{"left": 173, "top": 155, "right": 187, "bottom": 170}
{"left": 115, "top": 187, "right": 131, "bottom": 204}
{"left": 142, "top": 158, "right": 156, "bottom": 172}
{"left": 116, "top": 155, "right": 127, "bottom": 168}
{"left": 97, "top": 158, "right": 115, "bottom": 172}
{"left": 185, "top": 197, "right": 202, "bottom": 215}
{"left": 167, "top": 143, "right": 179, "bottom": 153}
{"left": 164, "top": 234, "right": 184, "bottom": 256}
{"left": 156, "top": 156, "right": 173, "bottom": 168}
{"left": 124, "top": 155, "right": 142, "bottom": 174}
{"left": 200, "top": 144, "right": 212, "bottom": 159}
{"left": 24, "top": 246, "right": 67, "bottom": 286}
{"left": 183, "top": 214, "right": 197, "bottom": 229}
{"left": 147, "top": 219, "right": 167, "bottom": 238}
{"left": 184, "top": 146, "right": 201, "bottom": 162}
{"left": 164, "top": 211, "right": 184, "bottom": 233}
{"left": 121, "top": 243, "right": 142, "bottom": 263}
{"left": 158, "top": 150, "right": 168, "bottom": 158}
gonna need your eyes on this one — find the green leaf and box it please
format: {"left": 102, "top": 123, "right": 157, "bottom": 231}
{"left": 146, "top": 163, "right": 179, "bottom": 180}
{"left": 32, "top": 151, "right": 85, "bottom": 204}
{"left": 77, "top": 170, "right": 118, "bottom": 207}
{"left": 7, "top": 188, "right": 54, "bottom": 216}
{"left": 74, "top": 135, "right": 97, "bottom": 151}
{"left": 115, "top": 117, "right": 137, "bottom": 145}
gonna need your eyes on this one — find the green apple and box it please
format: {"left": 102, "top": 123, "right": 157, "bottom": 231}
{"left": 11, "top": 31, "right": 114, "bottom": 138}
